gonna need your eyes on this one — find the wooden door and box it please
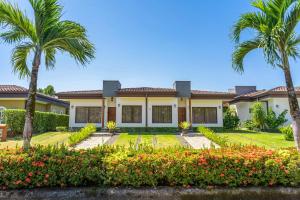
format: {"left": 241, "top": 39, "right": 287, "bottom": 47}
{"left": 178, "top": 107, "right": 186, "bottom": 124}
{"left": 107, "top": 107, "right": 116, "bottom": 122}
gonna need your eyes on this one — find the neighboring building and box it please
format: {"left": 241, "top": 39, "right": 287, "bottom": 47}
{"left": 56, "top": 81, "right": 235, "bottom": 128}
{"left": 0, "top": 85, "right": 69, "bottom": 123}
{"left": 230, "top": 86, "right": 300, "bottom": 124}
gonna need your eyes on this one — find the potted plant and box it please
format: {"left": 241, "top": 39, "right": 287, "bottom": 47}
{"left": 106, "top": 121, "right": 117, "bottom": 135}
{"left": 179, "top": 121, "right": 191, "bottom": 136}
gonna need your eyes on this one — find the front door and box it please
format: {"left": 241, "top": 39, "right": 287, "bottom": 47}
{"left": 107, "top": 107, "right": 116, "bottom": 122}
{"left": 178, "top": 107, "right": 186, "bottom": 124}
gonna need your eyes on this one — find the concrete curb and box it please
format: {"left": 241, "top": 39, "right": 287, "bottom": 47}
{"left": 1, "top": 187, "right": 300, "bottom": 200}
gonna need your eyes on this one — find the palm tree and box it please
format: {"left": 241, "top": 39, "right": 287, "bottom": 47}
{"left": 0, "top": 0, "right": 95, "bottom": 150}
{"left": 232, "top": 0, "right": 300, "bottom": 151}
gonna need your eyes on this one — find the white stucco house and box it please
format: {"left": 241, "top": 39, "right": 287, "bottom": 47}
{"left": 56, "top": 81, "right": 235, "bottom": 128}
{"left": 230, "top": 86, "right": 300, "bottom": 124}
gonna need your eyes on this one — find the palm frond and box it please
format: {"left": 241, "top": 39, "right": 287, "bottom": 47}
{"left": 232, "top": 38, "right": 262, "bottom": 73}
{"left": 11, "top": 43, "right": 34, "bottom": 78}
{"left": 44, "top": 48, "right": 56, "bottom": 69}
{"left": 0, "top": 0, "right": 37, "bottom": 43}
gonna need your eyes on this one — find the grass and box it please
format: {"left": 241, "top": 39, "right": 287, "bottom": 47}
{"left": 0, "top": 132, "right": 72, "bottom": 149}
{"left": 113, "top": 133, "right": 181, "bottom": 148}
{"left": 218, "top": 130, "right": 295, "bottom": 149}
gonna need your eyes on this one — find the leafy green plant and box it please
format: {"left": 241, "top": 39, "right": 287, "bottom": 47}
{"left": 4, "top": 109, "right": 69, "bottom": 135}
{"left": 280, "top": 125, "right": 294, "bottom": 141}
{"left": 251, "top": 102, "right": 266, "bottom": 130}
{"left": 68, "top": 124, "right": 96, "bottom": 146}
{"left": 197, "top": 126, "right": 228, "bottom": 147}
{"left": 265, "top": 109, "right": 288, "bottom": 129}
{"left": 243, "top": 120, "right": 256, "bottom": 130}
{"left": 179, "top": 121, "right": 191, "bottom": 130}
{"left": 106, "top": 121, "right": 117, "bottom": 133}
{"left": 223, "top": 108, "right": 240, "bottom": 129}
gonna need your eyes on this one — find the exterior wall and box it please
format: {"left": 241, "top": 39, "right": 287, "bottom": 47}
{"left": 115, "top": 97, "right": 146, "bottom": 127}
{"left": 147, "top": 97, "right": 178, "bottom": 127}
{"left": 191, "top": 99, "right": 223, "bottom": 127}
{"left": 35, "top": 102, "right": 48, "bottom": 112}
{"left": 234, "top": 102, "right": 252, "bottom": 122}
{"left": 67, "top": 99, "right": 103, "bottom": 128}
{"left": 50, "top": 105, "right": 67, "bottom": 114}
{"left": 0, "top": 99, "right": 25, "bottom": 109}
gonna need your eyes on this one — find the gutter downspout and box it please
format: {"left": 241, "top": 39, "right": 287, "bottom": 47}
{"left": 189, "top": 98, "right": 192, "bottom": 127}
{"left": 102, "top": 98, "right": 105, "bottom": 129}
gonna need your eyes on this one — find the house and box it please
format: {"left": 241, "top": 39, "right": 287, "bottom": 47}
{"left": 0, "top": 85, "right": 69, "bottom": 123}
{"left": 56, "top": 81, "right": 235, "bottom": 128}
{"left": 230, "top": 86, "right": 300, "bottom": 124}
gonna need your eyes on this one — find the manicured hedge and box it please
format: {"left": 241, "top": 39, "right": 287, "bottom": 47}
{"left": 197, "top": 126, "right": 228, "bottom": 147}
{"left": 3, "top": 109, "right": 69, "bottom": 134}
{"left": 119, "top": 127, "right": 179, "bottom": 133}
{"left": 68, "top": 124, "right": 96, "bottom": 146}
{"left": 0, "top": 146, "right": 299, "bottom": 189}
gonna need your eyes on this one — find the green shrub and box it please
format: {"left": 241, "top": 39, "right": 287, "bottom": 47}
{"left": 280, "top": 125, "right": 294, "bottom": 141}
{"left": 197, "top": 126, "right": 228, "bottom": 147}
{"left": 56, "top": 126, "right": 68, "bottom": 132}
{"left": 265, "top": 109, "right": 288, "bottom": 129}
{"left": 68, "top": 124, "right": 96, "bottom": 146}
{"left": 0, "top": 145, "right": 299, "bottom": 189}
{"left": 251, "top": 102, "right": 266, "bottom": 130}
{"left": 119, "top": 127, "right": 179, "bottom": 133}
{"left": 3, "top": 109, "right": 69, "bottom": 134}
{"left": 243, "top": 120, "right": 256, "bottom": 130}
{"left": 223, "top": 108, "right": 240, "bottom": 129}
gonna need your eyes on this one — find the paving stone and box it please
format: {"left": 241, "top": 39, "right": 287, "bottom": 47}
{"left": 74, "top": 133, "right": 111, "bottom": 149}
{"left": 183, "top": 134, "right": 219, "bottom": 149}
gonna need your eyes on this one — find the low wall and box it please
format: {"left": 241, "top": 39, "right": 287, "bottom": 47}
{"left": 1, "top": 187, "right": 300, "bottom": 200}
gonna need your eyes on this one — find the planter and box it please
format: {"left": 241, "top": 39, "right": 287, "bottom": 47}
{"left": 181, "top": 129, "right": 189, "bottom": 136}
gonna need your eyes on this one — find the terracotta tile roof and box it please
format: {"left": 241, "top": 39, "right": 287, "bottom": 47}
{"left": 0, "top": 85, "right": 28, "bottom": 93}
{"left": 57, "top": 90, "right": 103, "bottom": 95}
{"left": 118, "top": 87, "right": 176, "bottom": 93}
{"left": 56, "top": 90, "right": 103, "bottom": 99}
{"left": 191, "top": 90, "right": 234, "bottom": 95}
{"left": 269, "top": 86, "right": 300, "bottom": 92}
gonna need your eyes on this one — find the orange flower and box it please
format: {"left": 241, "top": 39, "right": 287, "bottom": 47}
{"left": 28, "top": 172, "right": 33, "bottom": 177}
{"left": 45, "top": 174, "right": 50, "bottom": 179}
{"left": 220, "top": 173, "right": 225, "bottom": 177}
{"left": 25, "top": 178, "right": 31, "bottom": 183}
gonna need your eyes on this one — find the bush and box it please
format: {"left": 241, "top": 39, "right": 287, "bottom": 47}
{"left": 280, "top": 125, "right": 294, "bottom": 141}
{"left": 68, "top": 124, "right": 96, "bottom": 146}
{"left": 3, "top": 109, "right": 69, "bottom": 135}
{"left": 106, "top": 121, "right": 117, "bottom": 133}
{"left": 197, "top": 126, "right": 228, "bottom": 147}
{"left": 265, "top": 109, "right": 288, "bottom": 129}
{"left": 243, "top": 120, "right": 256, "bottom": 130}
{"left": 56, "top": 126, "right": 68, "bottom": 132}
{"left": 119, "top": 127, "right": 179, "bottom": 133}
{"left": 0, "top": 145, "right": 299, "bottom": 189}
{"left": 179, "top": 121, "right": 191, "bottom": 130}
{"left": 251, "top": 102, "right": 266, "bottom": 130}
{"left": 223, "top": 108, "right": 240, "bottom": 129}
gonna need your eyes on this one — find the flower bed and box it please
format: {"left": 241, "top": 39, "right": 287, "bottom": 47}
{"left": 0, "top": 146, "right": 299, "bottom": 189}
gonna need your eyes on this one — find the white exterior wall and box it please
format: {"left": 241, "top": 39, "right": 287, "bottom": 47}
{"left": 115, "top": 97, "right": 146, "bottom": 127}
{"left": 148, "top": 97, "right": 178, "bottom": 127}
{"left": 234, "top": 102, "right": 252, "bottom": 122}
{"left": 269, "top": 98, "right": 300, "bottom": 124}
{"left": 191, "top": 99, "right": 223, "bottom": 127}
{"left": 67, "top": 99, "right": 103, "bottom": 128}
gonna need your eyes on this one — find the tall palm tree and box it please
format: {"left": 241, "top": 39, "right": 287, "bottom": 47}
{"left": 0, "top": 0, "right": 95, "bottom": 150}
{"left": 232, "top": 0, "right": 300, "bottom": 151}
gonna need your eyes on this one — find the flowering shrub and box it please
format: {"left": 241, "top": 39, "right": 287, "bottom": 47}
{"left": 68, "top": 124, "right": 96, "bottom": 146}
{"left": 0, "top": 145, "right": 299, "bottom": 189}
{"left": 197, "top": 126, "right": 228, "bottom": 147}
{"left": 106, "top": 121, "right": 117, "bottom": 133}
{"left": 179, "top": 121, "right": 191, "bottom": 130}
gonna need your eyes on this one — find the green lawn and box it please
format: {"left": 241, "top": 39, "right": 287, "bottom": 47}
{"left": 218, "top": 130, "right": 295, "bottom": 149}
{"left": 0, "top": 132, "right": 72, "bottom": 149}
{"left": 113, "top": 133, "right": 181, "bottom": 148}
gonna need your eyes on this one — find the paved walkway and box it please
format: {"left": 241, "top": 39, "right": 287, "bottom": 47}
{"left": 75, "top": 133, "right": 111, "bottom": 150}
{"left": 183, "top": 134, "right": 219, "bottom": 149}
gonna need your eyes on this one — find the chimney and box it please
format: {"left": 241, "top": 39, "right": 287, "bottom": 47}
{"left": 174, "top": 81, "right": 191, "bottom": 97}
{"left": 103, "top": 80, "right": 121, "bottom": 97}
{"left": 235, "top": 86, "right": 256, "bottom": 95}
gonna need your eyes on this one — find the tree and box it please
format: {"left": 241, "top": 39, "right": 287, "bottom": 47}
{"left": 38, "top": 85, "right": 56, "bottom": 96}
{"left": 232, "top": 0, "right": 300, "bottom": 151}
{"left": 0, "top": 0, "right": 95, "bottom": 150}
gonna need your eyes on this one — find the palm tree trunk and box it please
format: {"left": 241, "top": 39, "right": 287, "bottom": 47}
{"left": 22, "top": 49, "right": 41, "bottom": 150}
{"left": 281, "top": 52, "right": 300, "bottom": 151}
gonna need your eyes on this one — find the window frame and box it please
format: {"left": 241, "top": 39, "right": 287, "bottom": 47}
{"left": 152, "top": 105, "right": 173, "bottom": 124}
{"left": 0, "top": 106, "right": 6, "bottom": 124}
{"left": 75, "top": 106, "right": 102, "bottom": 124}
{"left": 122, "top": 105, "right": 142, "bottom": 123}
{"left": 192, "top": 107, "right": 218, "bottom": 124}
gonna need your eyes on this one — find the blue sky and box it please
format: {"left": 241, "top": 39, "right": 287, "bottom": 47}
{"left": 1, "top": 0, "right": 300, "bottom": 92}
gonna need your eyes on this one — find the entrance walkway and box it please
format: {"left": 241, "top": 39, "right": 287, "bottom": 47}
{"left": 183, "top": 134, "right": 219, "bottom": 149}
{"left": 74, "top": 133, "right": 111, "bottom": 150}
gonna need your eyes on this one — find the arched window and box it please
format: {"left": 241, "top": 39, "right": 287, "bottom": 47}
{"left": 0, "top": 106, "right": 6, "bottom": 124}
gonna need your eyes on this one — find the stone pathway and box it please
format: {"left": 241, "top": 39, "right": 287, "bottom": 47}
{"left": 74, "top": 133, "right": 111, "bottom": 150}
{"left": 183, "top": 134, "right": 219, "bottom": 149}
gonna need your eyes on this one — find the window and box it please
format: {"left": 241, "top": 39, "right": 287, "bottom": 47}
{"left": 152, "top": 106, "right": 172, "bottom": 123}
{"left": 0, "top": 106, "right": 5, "bottom": 124}
{"left": 192, "top": 107, "right": 217, "bottom": 124}
{"left": 122, "top": 106, "right": 142, "bottom": 123}
{"left": 75, "top": 107, "right": 101, "bottom": 123}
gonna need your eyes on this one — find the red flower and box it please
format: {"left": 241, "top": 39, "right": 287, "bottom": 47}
{"left": 45, "top": 174, "right": 49, "bottom": 179}
{"left": 220, "top": 173, "right": 225, "bottom": 177}
{"left": 15, "top": 180, "right": 22, "bottom": 185}
{"left": 28, "top": 172, "right": 33, "bottom": 177}
{"left": 25, "top": 178, "right": 31, "bottom": 183}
